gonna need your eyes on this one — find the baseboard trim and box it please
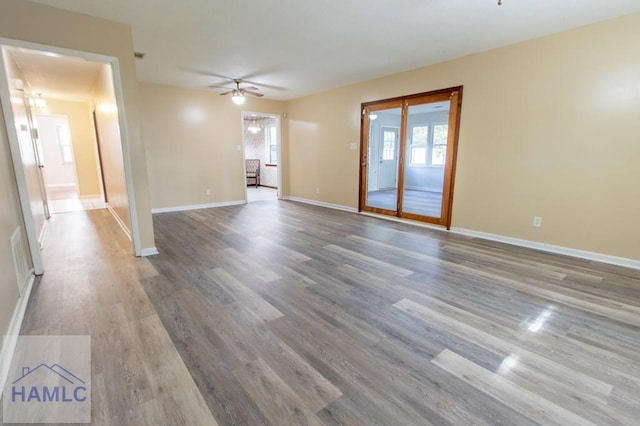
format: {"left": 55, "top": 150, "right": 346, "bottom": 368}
{"left": 358, "top": 211, "right": 447, "bottom": 232}
{"left": 38, "top": 219, "right": 48, "bottom": 249}
{"left": 450, "top": 227, "right": 640, "bottom": 270}
{"left": 282, "top": 196, "right": 358, "bottom": 213}
{"left": 282, "top": 197, "right": 640, "bottom": 270}
{"left": 151, "top": 200, "right": 246, "bottom": 214}
{"left": 78, "top": 194, "right": 102, "bottom": 200}
{"left": 108, "top": 205, "right": 132, "bottom": 241}
{"left": 140, "top": 247, "right": 159, "bottom": 257}
{"left": 0, "top": 272, "right": 35, "bottom": 400}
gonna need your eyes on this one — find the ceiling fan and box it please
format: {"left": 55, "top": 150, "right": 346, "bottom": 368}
{"left": 210, "top": 79, "right": 263, "bottom": 105}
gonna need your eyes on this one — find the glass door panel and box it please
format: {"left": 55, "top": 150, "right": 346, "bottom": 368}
{"left": 401, "top": 100, "right": 450, "bottom": 219}
{"left": 365, "top": 106, "right": 402, "bottom": 213}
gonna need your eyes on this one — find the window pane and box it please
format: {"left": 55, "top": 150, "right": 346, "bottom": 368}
{"left": 432, "top": 145, "right": 446, "bottom": 165}
{"left": 382, "top": 130, "right": 395, "bottom": 160}
{"left": 412, "top": 125, "right": 428, "bottom": 144}
{"left": 61, "top": 145, "right": 73, "bottom": 164}
{"left": 265, "top": 125, "right": 278, "bottom": 164}
{"left": 411, "top": 147, "right": 426, "bottom": 165}
{"left": 431, "top": 124, "right": 448, "bottom": 165}
{"left": 433, "top": 124, "right": 448, "bottom": 145}
{"left": 409, "top": 125, "right": 428, "bottom": 165}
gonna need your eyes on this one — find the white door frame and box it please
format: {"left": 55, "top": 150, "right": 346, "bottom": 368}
{"left": 240, "top": 111, "right": 283, "bottom": 202}
{"left": 0, "top": 37, "right": 143, "bottom": 274}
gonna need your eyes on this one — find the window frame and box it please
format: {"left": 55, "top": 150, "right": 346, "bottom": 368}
{"left": 56, "top": 125, "right": 74, "bottom": 165}
{"left": 408, "top": 123, "right": 429, "bottom": 166}
{"left": 429, "top": 122, "right": 449, "bottom": 167}
{"left": 265, "top": 125, "right": 278, "bottom": 165}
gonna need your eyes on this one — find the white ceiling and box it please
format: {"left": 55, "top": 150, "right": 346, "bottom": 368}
{"left": 19, "top": 0, "right": 640, "bottom": 100}
{"left": 7, "top": 47, "right": 105, "bottom": 101}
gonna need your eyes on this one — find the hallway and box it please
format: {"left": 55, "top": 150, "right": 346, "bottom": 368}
{"left": 2, "top": 210, "right": 215, "bottom": 424}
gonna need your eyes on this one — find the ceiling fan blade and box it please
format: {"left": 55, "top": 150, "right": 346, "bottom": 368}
{"left": 243, "top": 90, "right": 264, "bottom": 97}
{"left": 219, "top": 90, "right": 234, "bottom": 96}
{"left": 243, "top": 86, "right": 259, "bottom": 91}
{"left": 208, "top": 84, "right": 232, "bottom": 89}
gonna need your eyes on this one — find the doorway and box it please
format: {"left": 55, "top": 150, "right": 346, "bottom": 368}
{"left": 241, "top": 112, "right": 282, "bottom": 203}
{"left": 359, "top": 87, "right": 462, "bottom": 228}
{"left": 0, "top": 40, "right": 143, "bottom": 273}
{"left": 36, "top": 114, "right": 107, "bottom": 214}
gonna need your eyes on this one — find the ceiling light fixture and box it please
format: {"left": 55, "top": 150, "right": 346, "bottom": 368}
{"left": 232, "top": 90, "right": 245, "bottom": 105}
{"left": 498, "top": 0, "right": 503, "bottom": 5}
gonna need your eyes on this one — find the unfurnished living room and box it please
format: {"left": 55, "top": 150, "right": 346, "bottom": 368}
{"left": 1, "top": 0, "right": 639, "bottom": 424}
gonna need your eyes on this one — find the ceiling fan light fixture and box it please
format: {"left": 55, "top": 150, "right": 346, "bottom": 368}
{"left": 232, "top": 90, "right": 245, "bottom": 105}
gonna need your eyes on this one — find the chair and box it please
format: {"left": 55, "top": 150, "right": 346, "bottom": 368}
{"left": 245, "top": 159, "right": 260, "bottom": 188}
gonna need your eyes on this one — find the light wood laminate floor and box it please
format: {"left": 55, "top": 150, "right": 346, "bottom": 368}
{"left": 8, "top": 201, "right": 640, "bottom": 425}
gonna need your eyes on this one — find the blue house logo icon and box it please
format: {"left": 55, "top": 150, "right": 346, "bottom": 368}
{"left": 11, "top": 364, "right": 88, "bottom": 403}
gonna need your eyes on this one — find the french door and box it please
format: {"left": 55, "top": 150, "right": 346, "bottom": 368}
{"left": 359, "top": 87, "right": 462, "bottom": 228}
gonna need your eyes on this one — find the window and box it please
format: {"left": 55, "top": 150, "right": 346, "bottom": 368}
{"left": 265, "top": 125, "right": 277, "bottom": 164}
{"left": 409, "top": 125, "right": 428, "bottom": 165}
{"left": 57, "top": 125, "right": 73, "bottom": 164}
{"left": 382, "top": 129, "right": 396, "bottom": 160}
{"left": 431, "top": 124, "right": 448, "bottom": 166}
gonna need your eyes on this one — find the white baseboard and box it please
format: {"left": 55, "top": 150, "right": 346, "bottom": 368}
{"left": 140, "top": 247, "right": 159, "bottom": 257}
{"left": 38, "top": 219, "right": 48, "bottom": 250}
{"left": 282, "top": 196, "right": 358, "bottom": 213}
{"left": 0, "top": 273, "right": 35, "bottom": 400}
{"left": 451, "top": 227, "right": 640, "bottom": 270}
{"left": 78, "top": 193, "right": 102, "bottom": 199}
{"left": 108, "top": 205, "right": 132, "bottom": 241}
{"left": 46, "top": 183, "right": 75, "bottom": 188}
{"left": 151, "top": 200, "right": 246, "bottom": 214}
{"left": 282, "top": 197, "right": 640, "bottom": 271}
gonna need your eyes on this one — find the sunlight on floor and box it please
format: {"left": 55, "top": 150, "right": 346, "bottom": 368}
{"left": 247, "top": 186, "right": 277, "bottom": 202}
{"left": 49, "top": 196, "right": 107, "bottom": 214}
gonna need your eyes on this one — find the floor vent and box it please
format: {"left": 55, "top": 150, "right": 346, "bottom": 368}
{"left": 10, "top": 228, "right": 31, "bottom": 297}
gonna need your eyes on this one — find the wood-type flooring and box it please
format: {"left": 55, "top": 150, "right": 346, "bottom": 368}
{"left": 6, "top": 200, "right": 640, "bottom": 425}
{"left": 367, "top": 188, "right": 442, "bottom": 217}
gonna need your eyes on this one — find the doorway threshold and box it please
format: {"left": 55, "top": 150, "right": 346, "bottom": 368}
{"left": 358, "top": 211, "right": 448, "bottom": 233}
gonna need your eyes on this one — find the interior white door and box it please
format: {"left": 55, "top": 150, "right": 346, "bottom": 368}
{"left": 378, "top": 126, "right": 399, "bottom": 189}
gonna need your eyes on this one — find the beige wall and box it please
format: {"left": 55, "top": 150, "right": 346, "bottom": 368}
{"left": 286, "top": 13, "right": 640, "bottom": 261}
{"left": 92, "top": 65, "right": 131, "bottom": 231}
{"left": 140, "top": 83, "right": 286, "bottom": 209}
{"left": 0, "top": 0, "right": 155, "bottom": 251}
{"left": 41, "top": 98, "right": 101, "bottom": 197}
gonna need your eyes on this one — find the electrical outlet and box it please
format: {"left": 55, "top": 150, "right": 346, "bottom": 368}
{"left": 205, "top": 189, "right": 211, "bottom": 196}
{"left": 533, "top": 216, "right": 542, "bottom": 228}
